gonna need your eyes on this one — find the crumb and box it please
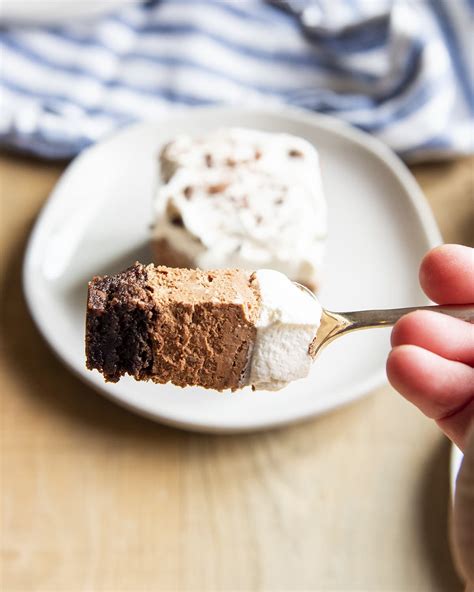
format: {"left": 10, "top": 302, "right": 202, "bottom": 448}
{"left": 289, "top": 149, "right": 303, "bottom": 158}
{"left": 170, "top": 215, "right": 184, "bottom": 227}
{"left": 208, "top": 182, "right": 229, "bottom": 194}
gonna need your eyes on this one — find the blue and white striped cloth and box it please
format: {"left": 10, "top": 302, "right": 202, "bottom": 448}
{"left": 0, "top": 0, "right": 472, "bottom": 160}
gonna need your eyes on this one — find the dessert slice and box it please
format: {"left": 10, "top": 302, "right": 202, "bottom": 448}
{"left": 152, "top": 128, "right": 327, "bottom": 292}
{"left": 86, "top": 264, "right": 321, "bottom": 391}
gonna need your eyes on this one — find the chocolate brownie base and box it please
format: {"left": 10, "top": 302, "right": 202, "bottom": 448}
{"left": 86, "top": 263, "right": 261, "bottom": 391}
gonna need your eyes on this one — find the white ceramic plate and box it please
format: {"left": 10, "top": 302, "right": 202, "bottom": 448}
{"left": 23, "top": 107, "right": 441, "bottom": 433}
{"left": 451, "top": 445, "right": 463, "bottom": 498}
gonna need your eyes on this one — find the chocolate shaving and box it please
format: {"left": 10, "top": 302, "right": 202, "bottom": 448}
{"left": 208, "top": 182, "right": 229, "bottom": 194}
{"left": 170, "top": 214, "right": 184, "bottom": 227}
{"left": 289, "top": 149, "right": 303, "bottom": 158}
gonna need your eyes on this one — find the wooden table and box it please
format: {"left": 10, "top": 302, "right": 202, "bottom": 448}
{"left": 1, "top": 153, "right": 472, "bottom": 591}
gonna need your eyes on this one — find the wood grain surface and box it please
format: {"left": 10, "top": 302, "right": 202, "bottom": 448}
{"left": 1, "top": 152, "right": 472, "bottom": 591}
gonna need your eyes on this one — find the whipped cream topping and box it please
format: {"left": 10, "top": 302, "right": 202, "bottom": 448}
{"left": 153, "top": 128, "right": 327, "bottom": 289}
{"left": 161, "top": 127, "right": 319, "bottom": 179}
{"left": 248, "top": 269, "right": 322, "bottom": 391}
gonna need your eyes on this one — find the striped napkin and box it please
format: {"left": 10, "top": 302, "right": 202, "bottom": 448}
{"left": 0, "top": 0, "right": 472, "bottom": 160}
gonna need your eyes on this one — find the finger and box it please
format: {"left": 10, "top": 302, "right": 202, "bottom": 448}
{"left": 419, "top": 244, "right": 474, "bottom": 304}
{"left": 391, "top": 310, "right": 474, "bottom": 366}
{"left": 386, "top": 344, "right": 474, "bottom": 420}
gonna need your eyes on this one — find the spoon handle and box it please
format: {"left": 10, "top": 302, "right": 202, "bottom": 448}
{"left": 338, "top": 304, "right": 474, "bottom": 331}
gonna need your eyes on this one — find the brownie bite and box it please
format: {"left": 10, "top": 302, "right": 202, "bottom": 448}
{"left": 86, "top": 263, "right": 261, "bottom": 391}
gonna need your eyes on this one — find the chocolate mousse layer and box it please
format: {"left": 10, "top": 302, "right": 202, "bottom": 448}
{"left": 151, "top": 237, "right": 194, "bottom": 269}
{"left": 86, "top": 263, "right": 261, "bottom": 391}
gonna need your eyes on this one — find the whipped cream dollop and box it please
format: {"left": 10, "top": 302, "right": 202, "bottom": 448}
{"left": 153, "top": 128, "right": 327, "bottom": 289}
{"left": 248, "top": 270, "right": 322, "bottom": 391}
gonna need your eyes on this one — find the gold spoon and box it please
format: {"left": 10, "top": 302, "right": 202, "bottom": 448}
{"left": 294, "top": 285, "right": 474, "bottom": 358}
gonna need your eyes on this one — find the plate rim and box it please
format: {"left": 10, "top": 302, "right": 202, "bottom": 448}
{"left": 22, "top": 105, "right": 443, "bottom": 433}
{"left": 450, "top": 444, "right": 463, "bottom": 499}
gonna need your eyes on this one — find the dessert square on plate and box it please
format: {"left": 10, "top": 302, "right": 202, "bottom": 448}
{"left": 151, "top": 128, "right": 327, "bottom": 292}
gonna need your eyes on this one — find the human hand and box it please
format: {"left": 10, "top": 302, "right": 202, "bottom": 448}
{"left": 387, "top": 244, "right": 474, "bottom": 450}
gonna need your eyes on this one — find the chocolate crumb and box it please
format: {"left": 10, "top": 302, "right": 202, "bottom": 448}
{"left": 255, "top": 149, "right": 262, "bottom": 160}
{"left": 208, "top": 182, "right": 229, "bottom": 194}
{"left": 226, "top": 157, "right": 237, "bottom": 167}
{"left": 275, "top": 197, "right": 284, "bottom": 205}
{"left": 289, "top": 149, "right": 303, "bottom": 158}
{"left": 183, "top": 186, "right": 193, "bottom": 199}
{"left": 170, "top": 214, "right": 184, "bottom": 227}
{"left": 255, "top": 215, "right": 263, "bottom": 225}
{"left": 205, "top": 153, "right": 213, "bottom": 167}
